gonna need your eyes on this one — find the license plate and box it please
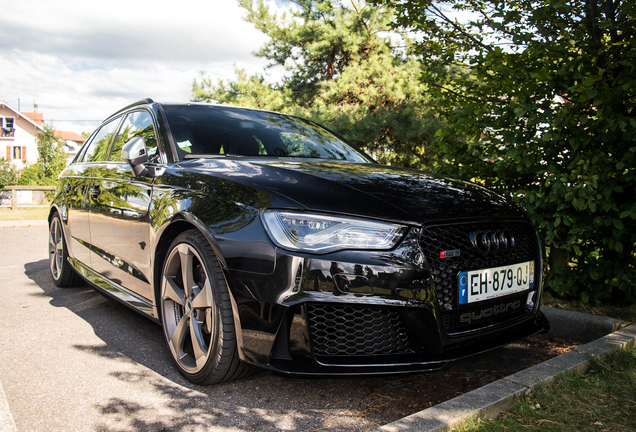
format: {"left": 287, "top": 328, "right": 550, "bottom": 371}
{"left": 458, "top": 261, "right": 534, "bottom": 305}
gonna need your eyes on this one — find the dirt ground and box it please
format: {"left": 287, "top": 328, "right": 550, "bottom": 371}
{"left": 355, "top": 333, "right": 581, "bottom": 426}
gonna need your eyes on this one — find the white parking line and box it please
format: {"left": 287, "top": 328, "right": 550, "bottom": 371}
{"left": 0, "top": 380, "right": 16, "bottom": 432}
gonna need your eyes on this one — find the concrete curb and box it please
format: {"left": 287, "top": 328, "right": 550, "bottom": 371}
{"left": 544, "top": 306, "right": 627, "bottom": 342}
{"left": 374, "top": 312, "right": 636, "bottom": 432}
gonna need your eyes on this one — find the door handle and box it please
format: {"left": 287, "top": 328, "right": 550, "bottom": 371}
{"left": 89, "top": 186, "right": 101, "bottom": 197}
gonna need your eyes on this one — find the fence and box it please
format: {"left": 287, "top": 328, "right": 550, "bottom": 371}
{"left": 1, "top": 186, "right": 56, "bottom": 210}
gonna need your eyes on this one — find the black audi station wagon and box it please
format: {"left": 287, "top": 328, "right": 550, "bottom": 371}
{"left": 49, "top": 99, "right": 549, "bottom": 384}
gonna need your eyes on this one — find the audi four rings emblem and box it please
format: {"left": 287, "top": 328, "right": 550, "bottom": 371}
{"left": 469, "top": 230, "right": 515, "bottom": 255}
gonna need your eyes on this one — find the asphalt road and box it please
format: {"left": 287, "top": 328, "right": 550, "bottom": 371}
{"left": 1, "top": 225, "right": 596, "bottom": 432}
{"left": 0, "top": 225, "right": 389, "bottom": 432}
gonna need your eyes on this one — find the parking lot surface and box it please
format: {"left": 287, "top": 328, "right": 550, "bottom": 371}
{"left": 1, "top": 226, "right": 394, "bottom": 431}
{"left": 0, "top": 225, "right": 584, "bottom": 432}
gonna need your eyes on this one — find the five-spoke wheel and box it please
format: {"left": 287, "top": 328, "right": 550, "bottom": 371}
{"left": 161, "top": 230, "right": 247, "bottom": 384}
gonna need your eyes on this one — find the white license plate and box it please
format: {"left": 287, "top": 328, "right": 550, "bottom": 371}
{"left": 458, "top": 261, "right": 534, "bottom": 305}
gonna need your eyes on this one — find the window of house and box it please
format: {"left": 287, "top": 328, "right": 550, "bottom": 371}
{"left": 1, "top": 117, "right": 15, "bottom": 137}
{"left": 5, "top": 145, "right": 26, "bottom": 161}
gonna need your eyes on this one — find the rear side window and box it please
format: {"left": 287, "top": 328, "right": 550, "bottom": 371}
{"left": 109, "top": 110, "right": 159, "bottom": 163}
{"left": 80, "top": 118, "right": 121, "bottom": 163}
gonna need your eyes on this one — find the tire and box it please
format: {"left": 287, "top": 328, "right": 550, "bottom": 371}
{"left": 48, "top": 213, "right": 83, "bottom": 287}
{"left": 160, "top": 229, "right": 249, "bottom": 384}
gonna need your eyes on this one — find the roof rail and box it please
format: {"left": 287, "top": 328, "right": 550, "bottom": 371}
{"left": 106, "top": 98, "right": 155, "bottom": 121}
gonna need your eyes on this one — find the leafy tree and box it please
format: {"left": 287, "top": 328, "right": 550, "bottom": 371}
{"left": 193, "top": 0, "right": 447, "bottom": 169}
{"left": 18, "top": 125, "right": 67, "bottom": 186}
{"left": 38, "top": 125, "right": 67, "bottom": 179}
{"left": 374, "top": 0, "right": 636, "bottom": 302}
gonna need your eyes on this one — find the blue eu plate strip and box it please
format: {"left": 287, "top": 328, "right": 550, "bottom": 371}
{"left": 459, "top": 272, "right": 468, "bottom": 305}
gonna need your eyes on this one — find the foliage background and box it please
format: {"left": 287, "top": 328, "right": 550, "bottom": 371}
{"left": 193, "top": 0, "right": 452, "bottom": 169}
{"left": 372, "top": 0, "right": 636, "bottom": 303}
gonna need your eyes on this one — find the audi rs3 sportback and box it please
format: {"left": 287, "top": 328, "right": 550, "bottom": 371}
{"left": 48, "top": 99, "right": 549, "bottom": 384}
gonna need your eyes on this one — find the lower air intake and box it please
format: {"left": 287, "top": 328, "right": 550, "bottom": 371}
{"left": 307, "top": 304, "right": 413, "bottom": 356}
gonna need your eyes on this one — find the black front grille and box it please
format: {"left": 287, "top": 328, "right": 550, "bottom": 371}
{"left": 420, "top": 221, "right": 539, "bottom": 332}
{"left": 307, "top": 304, "right": 413, "bottom": 356}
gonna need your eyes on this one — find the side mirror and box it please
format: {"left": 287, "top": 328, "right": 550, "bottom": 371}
{"left": 122, "top": 137, "right": 149, "bottom": 177}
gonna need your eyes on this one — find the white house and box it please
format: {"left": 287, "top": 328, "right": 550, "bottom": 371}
{"left": 1, "top": 101, "right": 44, "bottom": 167}
{"left": 1, "top": 101, "right": 86, "bottom": 167}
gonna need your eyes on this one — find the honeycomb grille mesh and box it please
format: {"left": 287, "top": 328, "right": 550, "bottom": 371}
{"left": 420, "top": 221, "right": 539, "bottom": 332}
{"left": 307, "top": 304, "right": 414, "bottom": 356}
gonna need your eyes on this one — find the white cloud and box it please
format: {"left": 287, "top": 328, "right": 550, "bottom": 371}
{"left": 0, "top": 0, "right": 286, "bottom": 135}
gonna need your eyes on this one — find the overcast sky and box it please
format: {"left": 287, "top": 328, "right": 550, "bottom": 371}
{"left": 0, "top": 0, "right": 286, "bottom": 135}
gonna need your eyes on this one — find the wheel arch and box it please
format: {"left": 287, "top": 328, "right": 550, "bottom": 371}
{"left": 48, "top": 205, "right": 68, "bottom": 243}
{"left": 48, "top": 204, "right": 61, "bottom": 223}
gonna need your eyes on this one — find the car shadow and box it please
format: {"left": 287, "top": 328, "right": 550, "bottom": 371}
{"left": 24, "top": 258, "right": 381, "bottom": 431}
{"left": 24, "top": 257, "right": 583, "bottom": 432}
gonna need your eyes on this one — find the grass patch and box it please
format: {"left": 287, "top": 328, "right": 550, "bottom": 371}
{"left": 542, "top": 291, "right": 636, "bottom": 323}
{"left": 0, "top": 206, "right": 50, "bottom": 221}
{"left": 457, "top": 345, "right": 636, "bottom": 431}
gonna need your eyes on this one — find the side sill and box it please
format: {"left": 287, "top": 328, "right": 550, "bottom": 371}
{"left": 69, "top": 257, "right": 158, "bottom": 320}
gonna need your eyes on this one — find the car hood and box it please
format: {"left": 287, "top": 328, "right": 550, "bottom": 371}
{"left": 181, "top": 159, "right": 527, "bottom": 224}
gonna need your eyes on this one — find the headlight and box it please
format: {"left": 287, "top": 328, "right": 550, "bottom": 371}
{"left": 261, "top": 210, "right": 407, "bottom": 253}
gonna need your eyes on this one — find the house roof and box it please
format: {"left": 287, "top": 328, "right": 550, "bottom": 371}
{"left": 0, "top": 101, "right": 45, "bottom": 132}
{"left": 22, "top": 112, "right": 44, "bottom": 126}
{"left": 54, "top": 130, "right": 86, "bottom": 143}
{"left": 2, "top": 101, "right": 86, "bottom": 144}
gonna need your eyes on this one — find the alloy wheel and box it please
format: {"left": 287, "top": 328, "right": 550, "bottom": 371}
{"left": 49, "top": 216, "right": 64, "bottom": 281}
{"left": 161, "top": 242, "right": 215, "bottom": 374}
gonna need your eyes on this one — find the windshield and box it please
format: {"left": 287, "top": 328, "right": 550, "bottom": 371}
{"left": 162, "top": 104, "right": 372, "bottom": 163}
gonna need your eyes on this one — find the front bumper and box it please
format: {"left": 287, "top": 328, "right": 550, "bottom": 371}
{"left": 264, "top": 310, "right": 549, "bottom": 376}
{"left": 225, "top": 220, "right": 549, "bottom": 376}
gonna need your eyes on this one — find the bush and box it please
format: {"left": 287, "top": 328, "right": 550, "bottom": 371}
{"left": 0, "top": 157, "right": 20, "bottom": 187}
